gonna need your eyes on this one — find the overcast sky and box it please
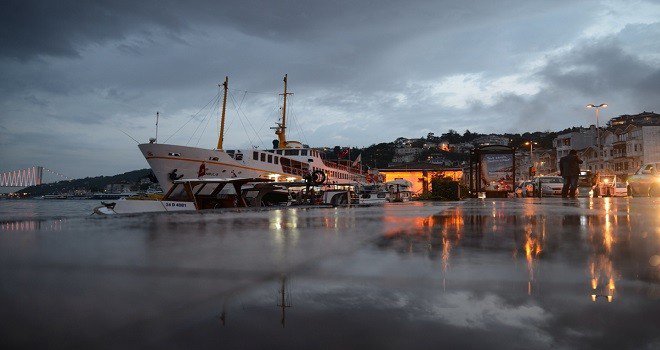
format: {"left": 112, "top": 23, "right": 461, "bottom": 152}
{"left": 1, "top": 0, "right": 659, "bottom": 178}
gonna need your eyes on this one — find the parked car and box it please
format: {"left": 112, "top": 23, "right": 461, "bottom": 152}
{"left": 611, "top": 182, "right": 628, "bottom": 197}
{"left": 532, "top": 176, "right": 564, "bottom": 197}
{"left": 594, "top": 174, "right": 617, "bottom": 197}
{"left": 627, "top": 163, "right": 660, "bottom": 197}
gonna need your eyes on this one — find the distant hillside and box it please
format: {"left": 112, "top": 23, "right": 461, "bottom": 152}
{"left": 20, "top": 169, "right": 152, "bottom": 197}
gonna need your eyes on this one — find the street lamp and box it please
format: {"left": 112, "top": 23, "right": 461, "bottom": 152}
{"left": 524, "top": 141, "right": 538, "bottom": 179}
{"left": 524, "top": 141, "right": 538, "bottom": 165}
{"left": 586, "top": 103, "right": 607, "bottom": 148}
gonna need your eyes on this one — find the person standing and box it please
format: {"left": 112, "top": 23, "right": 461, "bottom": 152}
{"left": 559, "top": 149, "right": 583, "bottom": 198}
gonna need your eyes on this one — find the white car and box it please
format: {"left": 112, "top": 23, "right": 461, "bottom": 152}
{"left": 532, "top": 176, "right": 564, "bottom": 197}
{"left": 627, "top": 163, "right": 660, "bottom": 197}
{"left": 611, "top": 182, "right": 628, "bottom": 197}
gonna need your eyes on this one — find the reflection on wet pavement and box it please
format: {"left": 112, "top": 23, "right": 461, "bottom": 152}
{"left": 1, "top": 199, "right": 659, "bottom": 349}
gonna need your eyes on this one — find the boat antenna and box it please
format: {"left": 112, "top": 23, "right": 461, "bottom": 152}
{"left": 217, "top": 76, "right": 229, "bottom": 150}
{"left": 275, "top": 74, "right": 293, "bottom": 148}
{"left": 155, "top": 111, "right": 159, "bottom": 143}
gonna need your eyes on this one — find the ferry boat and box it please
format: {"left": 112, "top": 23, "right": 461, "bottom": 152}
{"left": 140, "top": 75, "right": 365, "bottom": 194}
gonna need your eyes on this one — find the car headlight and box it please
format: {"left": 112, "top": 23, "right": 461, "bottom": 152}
{"left": 542, "top": 185, "right": 552, "bottom": 191}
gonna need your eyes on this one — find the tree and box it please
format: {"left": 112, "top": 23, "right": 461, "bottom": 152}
{"left": 441, "top": 129, "right": 461, "bottom": 144}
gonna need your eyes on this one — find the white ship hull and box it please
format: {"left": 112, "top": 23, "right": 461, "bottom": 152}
{"left": 139, "top": 143, "right": 364, "bottom": 193}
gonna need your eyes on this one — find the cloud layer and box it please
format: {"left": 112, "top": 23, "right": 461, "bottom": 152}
{"left": 1, "top": 0, "right": 659, "bottom": 176}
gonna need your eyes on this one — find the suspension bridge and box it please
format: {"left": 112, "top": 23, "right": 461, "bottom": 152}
{"left": 0, "top": 166, "right": 70, "bottom": 187}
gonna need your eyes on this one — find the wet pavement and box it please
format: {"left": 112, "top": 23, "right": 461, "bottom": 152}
{"left": 1, "top": 198, "right": 659, "bottom": 349}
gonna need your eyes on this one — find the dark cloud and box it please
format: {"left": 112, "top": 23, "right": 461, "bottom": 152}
{"left": 1, "top": 0, "right": 578, "bottom": 61}
{"left": 478, "top": 32, "right": 660, "bottom": 132}
{"left": 0, "top": 0, "right": 658, "bottom": 176}
{"left": 0, "top": 1, "right": 188, "bottom": 59}
{"left": 540, "top": 39, "right": 655, "bottom": 97}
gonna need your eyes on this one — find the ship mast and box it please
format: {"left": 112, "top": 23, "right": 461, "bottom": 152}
{"left": 275, "top": 74, "right": 293, "bottom": 148}
{"left": 216, "top": 76, "right": 229, "bottom": 150}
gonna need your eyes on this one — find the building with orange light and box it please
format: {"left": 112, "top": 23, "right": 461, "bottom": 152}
{"left": 378, "top": 162, "right": 463, "bottom": 196}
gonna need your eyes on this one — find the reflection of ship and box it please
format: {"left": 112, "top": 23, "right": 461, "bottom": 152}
{"left": 216, "top": 274, "right": 292, "bottom": 328}
{"left": 141, "top": 75, "right": 365, "bottom": 194}
{"left": 278, "top": 274, "right": 292, "bottom": 327}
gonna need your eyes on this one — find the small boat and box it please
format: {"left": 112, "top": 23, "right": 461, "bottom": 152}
{"left": 355, "top": 183, "right": 390, "bottom": 204}
{"left": 42, "top": 194, "right": 67, "bottom": 200}
{"left": 320, "top": 181, "right": 390, "bottom": 206}
{"left": 93, "top": 177, "right": 273, "bottom": 215}
{"left": 386, "top": 179, "right": 413, "bottom": 202}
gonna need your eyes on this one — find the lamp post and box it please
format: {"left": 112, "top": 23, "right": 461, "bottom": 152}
{"left": 587, "top": 103, "right": 607, "bottom": 170}
{"left": 524, "top": 141, "right": 538, "bottom": 180}
{"left": 586, "top": 103, "right": 607, "bottom": 146}
{"left": 524, "top": 141, "right": 538, "bottom": 165}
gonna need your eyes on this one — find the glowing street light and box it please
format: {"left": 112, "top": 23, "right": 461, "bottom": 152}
{"left": 524, "top": 141, "right": 538, "bottom": 179}
{"left": 524, "top": 141, "right": 538, "bottom": 165}
{"left": 586, "top": 103, "right": 607, "bottom": 148}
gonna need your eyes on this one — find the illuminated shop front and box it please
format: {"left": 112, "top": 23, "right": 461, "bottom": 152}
{"left": 378, "top": 163, "right": 463, "bottom": 196}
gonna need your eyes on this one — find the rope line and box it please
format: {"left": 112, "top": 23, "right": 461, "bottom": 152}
{"left": 163, "top": 92, "right": 220, "bottom": 143}
{"left": 196, "top": 95, "right": 220, "bottom": 146}
{"left": 228, "top": 91, "right": 255, "bottom": 148}
{"left": 229, "top": 91, "right": 265, "bottom": 149}
{"left": 187, "top": 93, "right": 220, "bottom": 146}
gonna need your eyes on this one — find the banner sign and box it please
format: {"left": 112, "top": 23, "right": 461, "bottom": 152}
{"left": 480, "top": 154, "right": 514, "bottom": 191}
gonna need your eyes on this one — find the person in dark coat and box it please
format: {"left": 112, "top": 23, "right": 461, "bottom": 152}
{"left": 559, "top": 149, "right": 583, "bottom": 198}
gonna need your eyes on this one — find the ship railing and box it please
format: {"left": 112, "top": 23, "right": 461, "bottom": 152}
{"left": 322, "top": 160, "right": 363, "bottom": 174}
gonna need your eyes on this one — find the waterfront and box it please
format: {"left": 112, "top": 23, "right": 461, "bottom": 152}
{"left": 0, "top": 199, "right": 99, "bottom": 221}
{"left": 1, "top": 198, "right": 659, "bottom": 349}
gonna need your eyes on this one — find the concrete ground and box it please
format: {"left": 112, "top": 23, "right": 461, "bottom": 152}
{"left": 1, "top": 198, "right": 659, "bottom": 349}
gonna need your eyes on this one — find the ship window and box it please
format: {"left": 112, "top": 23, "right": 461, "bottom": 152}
{"left": 276, "top": 150, "right": 283, "bottom": 155}
{"left": 274, "top": 157, "right": 279, "bottom": 164}
{"left": 268, "top": 155, "right": 273, "bottom": 163}
{"left": 260, "top": 153, "right": 266, "bottom": 162}
{"left": 235, "top": 153, "right": 243, "bottom": 161}
{"left": 168, "top": 152, "right": 181, "bottom": 157}
{"left": 209, "top": 157, "right": 219, "bottom": 161}
{"left": 301, "top": 150, "right": 308, "bottom": 156}
{"left": 226, "top": 150, "right": 235, "bottom": 154}
{"left": 253, "top": 152, "right": 258, "bottom": 160}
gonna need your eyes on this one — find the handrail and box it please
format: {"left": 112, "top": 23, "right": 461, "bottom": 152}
{"left": 322, "top": 159, "right": 363, "bottom": 174}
